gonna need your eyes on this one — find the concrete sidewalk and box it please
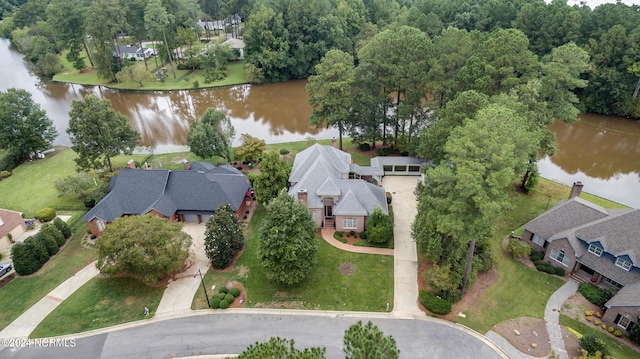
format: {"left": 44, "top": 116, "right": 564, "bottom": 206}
{"left": 382, "top": 176, "right": 422, "bottom": 316}
{"left": 0, "top": 261, "right": 99, "bottom": 339}
{"left": 545, "top": 280, "right": 579, "bottom": 359}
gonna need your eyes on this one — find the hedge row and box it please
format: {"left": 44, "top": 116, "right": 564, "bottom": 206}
{"left": 419, "top": 290, "right": 452, "bottom": 315}
{"left": 578, "top": 283, "right": 616, "bottom": 307}
{"left": 11, "top": 219, "right": 71, "bottom": 275}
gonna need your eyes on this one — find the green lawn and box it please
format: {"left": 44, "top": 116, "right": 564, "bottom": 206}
{"left": 453, "top": 178, "right": 625, "bottom": 334}
{"left": 559, "top": 315, "right": 640, "bottom": 359}
{"left": 0, "top": 222, "right": 96, "bottom": 331}
{"left": 193, "top": 208, "right": 394, "bottom": 311}
{"left": 53, "top": 56, "right": 247, "bottom": 91}
{"left": 0, "top": 149, "right": 84, "bottom": 217}
{"left": 30, "top": 277, "right": 164, "bottom": 338}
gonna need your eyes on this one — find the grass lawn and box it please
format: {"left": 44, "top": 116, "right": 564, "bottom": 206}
{"left": 454, "top": 178, "right": 625, "bottom": 334}
{"left": 30, "top": 277, "right": 164, "bottom": 338}
{"left": 192, "top": 208, "right": 394, "bottom": 311}
{"left": 54, "top": 55, "right": 247, "bottom": 91}
{"left": 0, "top": 149, "right": 84, "bottom": 217}
{"left": 559, "top": 315, "right": 640, "bottom": 359}
{"left": 0, "top": 222, "right": 96, "bottom": 331}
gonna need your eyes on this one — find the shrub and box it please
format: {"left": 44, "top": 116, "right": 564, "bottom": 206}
{"left": 0, "top": 170, "right": 11, "bottom": 179}
{"left": 594, "top": 320, "right": 600, "bottom": 326}
{"left": 224, "top": 293, "right": 235, "bottom": 303}
{"left": 39, "top": 223, "right": 65, "bottom": 247}
{"left": 25, "top": 236, "right": 50, "bottom": 267}
{"left": 554, "top": 267, "right": 565, "bottom": 276}
{"left": 193, "top": 80, "right": 199, "bottom": 88}
{"left": 607, "top": 327, "right": 614, "bottom": 333}
{"left": 11, "top": 242, "right": 40, "bottom": 275}
{"left": 595, "top": 312, "right": 602, "bottom": 318}
{"left": 585, "top": 311, "right": 594, "bottom": 316}
{"left": 579, "top": 283, "right": 615, "bottom": 307}
{"left": 53, "top": 217, "right": 72, "bottom": 238}
{"left": 84, "top": 197, "right": 96, "bottom": 208}
{"left": 530, "top": 251, "right": 544, "bottom": 261}
{"left": 630, "top": 324, "right": 640, "bottom": 345}
{"left": 507, "top": 239, "right": 531, "bottom": 258}
{"left": 357, "top": 142, "right": 370, "bottom": 151}
{"left": 613, "top": 330, "right": 622, "bottom": 337}
{"left": 533, "top": 259, "right": 543, "bottom": 266}
{"left": 230, "top": 287, "right": 241, "bottom": 297}
{"left": 211, "top": 297, "right": 221, "bottom": 309}
{"left": 349, "top": 230, "right": 355, "bottom": 236}
{"left": 359, "top": 232, "right": 367, "bottom": 240}
{"left": 219, "top": 286, "right": 228, "bottom": 294}
{"left": 535, "top": 262, "right": 556, "bottom": 274}
{"left": 419, "top": 290, "right": 452, "bottom": 315}
{"left": 219, "top": 299, "right": 229, "bottom": 309}
{"left": 35, "top": 207, "right": 56, "bottom": 222}
{"left": 217, "top": 293, "right": 226, "bottom": 300}
{"left": 279, "top": 148, "right": 289, "bottom": 155}
{"left": 579, "top": 335, "right": 610, "bottom": 357}
{"left": 586, "top": 316, "right": 592, "bottom": 322}
{"left": 601, "top": 324, "right": 607, "bottom": 330}
{"left": 440, "top": 290, "right": 462, "bottom": 304}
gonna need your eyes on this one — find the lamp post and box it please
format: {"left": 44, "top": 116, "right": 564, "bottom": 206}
{"left": 195, "top": 268, "right": 211, "bottom": 308}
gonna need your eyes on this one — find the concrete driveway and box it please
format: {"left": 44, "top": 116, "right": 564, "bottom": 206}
{"left": 154, "top": 222, "right": 211, "bottom": 318}
{"left": 382, "top": 176, "right": 422, "bottom": 316}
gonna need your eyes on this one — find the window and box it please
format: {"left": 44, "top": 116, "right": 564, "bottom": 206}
{"left": 617, "top": 315, "right": 631, "bottom": 330}
{"left": 96, "top": 219, "right": 106, "bottom": 232}
{"left": 603, "top": 277, "right": 623, "bottom": 289}
{"left": 343, "top": 218, "right": 357, "bottom": 230}
{"left": 588, "top": 244, "right": 603, "bottom": 257}
{"left": 532, "top": 234, "right": 545, "bottom": 246}
{"left": 550, "top": 248, "right": 570, "bottom": 267}
{"left": 615, "top": 257, "right": 632, "bottom": 271}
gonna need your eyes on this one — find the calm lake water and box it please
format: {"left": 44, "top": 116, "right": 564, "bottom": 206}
{"left": 1, "top": 38, "right": 638, "bottom": 207}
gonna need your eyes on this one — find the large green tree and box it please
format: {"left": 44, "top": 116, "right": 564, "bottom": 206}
{"left": 253, "top": 150, "right": 289, "bottom": 206}
{"left": 0, "top": 88, "right": 57, "bottom": 165}
{"left": 96, "top": 214, "right": 192, "bottom": 285}
{"left": 186, "top": 108, "right": 235, "bottom": 162}
{"left": 145, "top": 0, "right": 176, "bottom": 79}
{"left": 343, "top": 321, "right": 399, "bottom": 359}
{"left": 235, "top": 337, "right": 326, "bottom": 359}
{"left": 67, "top": 94, "right": 140, "bottom": 172}
{"left": 307, "top": 49, "right": 355, "bottom": 150}
{"left": 258, "top": 189, "right": 319, "bottom": 286}
{"left": 204, "top": 202, "right": 244, "bottom": 269}
{"left": 234, "top": 133, "right": 266, "bottom": 163}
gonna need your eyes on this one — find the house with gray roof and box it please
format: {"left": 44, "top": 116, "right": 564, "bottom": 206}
{"left": 522, "top": 188, "right": 640, "bottom": 334}
{"left": 0, "top": 208, "right": 27, "bottom": 253}
{"left": 82, "top": 161, "right": 251, "bottom": 236}
{"left": 288, "top": 144, "right": 389, "bottom": 232}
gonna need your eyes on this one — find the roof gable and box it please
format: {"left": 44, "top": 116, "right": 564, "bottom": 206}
{"left": 333, "top": 189, "right": 368, "bottom": 216}
{"left": 605, "top": 281, "right": 640, "bottom": 308}
{"left": 524, "top": 197, "right": 609, "bottom": 240}
{"left": 576, "top": 209, "right": 640, "bottom": 265}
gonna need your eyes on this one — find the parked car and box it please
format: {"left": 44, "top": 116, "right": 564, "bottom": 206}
{"left": 0, "top": 262, "right": 12, "bottom": 276}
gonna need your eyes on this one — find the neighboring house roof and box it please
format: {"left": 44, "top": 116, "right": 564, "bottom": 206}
{"left": 0, "top": 208, "right": 25, "bottom": 238}
{"left": 523, "top": 197, "right": 610, "bottom": 240}
{"left": 117, "top": 45, "right": 143, "bottom": 55}
{"left": 288, "top": 144, "right": 388, "bottom": 216}
{"left": 82, "top": 162, "right": 250, "bottom": 223}
{"left": 605, "top": 281, "right": 640, "bottom": 308}
{"left": 222, "top": 38, "right": 244, "bottom": 50}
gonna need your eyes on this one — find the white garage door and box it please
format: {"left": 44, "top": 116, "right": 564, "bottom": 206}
{"left": 183, "top": 214, "right": 199, "bottom": 222}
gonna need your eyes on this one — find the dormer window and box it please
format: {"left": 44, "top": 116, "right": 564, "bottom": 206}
{"left": 588, "top": 244, "right": 603, "bottom": 257}
{"left": 615, "top": 257, "right": 632, "bottom": 271}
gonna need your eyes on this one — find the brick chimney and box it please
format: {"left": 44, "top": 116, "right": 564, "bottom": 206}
{"left": 127, "top": 159, "right": 135, "bottom": 169}
{"left": 182, "top": 159, "right": 190, "bottom": 170}
{"left": 297, "top": 189, "right": 308, "bottom": 206}
{"left": 569, "top": 181, "right": 583, "bottom": 199}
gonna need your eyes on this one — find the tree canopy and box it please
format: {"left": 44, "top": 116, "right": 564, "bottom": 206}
{"left": 343, "top": 321, "right": 400, "bottom": 359}
{"left": 235, "top": 337, "right": 326, "bottom": 359}
{"left": 0, "top": 88, "right": 57, "bottom": 168}
{"left": 204, "top": 202, "right": 244, "bottom": 269}
{"left": 186, "top": 108, "right": 235, "bottom": 162}
{"left": 253, "top": 150, "right": 289, "bottom": 206}
{"left": 96, "top": 214, "right": 192, "bottom": 285}
{"left": 67, "top": 94, "right": 140, "bottom": 172}
{"left": 234, "top": 133, "right": 266, "bottom": 163}
{"left": 258, "top": 189, "right": 319, "bottom": 286}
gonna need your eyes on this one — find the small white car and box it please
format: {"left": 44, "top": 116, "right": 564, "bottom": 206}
{"left": 0, "top": 262, "right": 12, "bottom": 276}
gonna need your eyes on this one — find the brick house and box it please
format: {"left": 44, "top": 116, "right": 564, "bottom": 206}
{"left": 82, "top": 161, "right": 251, "bottom": 236}
{"left": 0, "top": 208, "right": 27, "bottom": 252}
{"left": 288, "top": 144, "right": 389, "bottom": 232}
{"left": 522, "top": 184, "right": 640, "bottom": 333}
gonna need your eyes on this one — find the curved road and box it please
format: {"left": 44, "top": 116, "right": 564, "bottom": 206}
{"left": 2, "top": 310, "right": 506, "bottom": 359}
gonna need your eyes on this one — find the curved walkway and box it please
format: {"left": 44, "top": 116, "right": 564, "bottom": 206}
{"left": 545, "top": 280, "right": 579, "bottom": 359}
{"left": 320, "top": 228, "right": 393, "bottom": 256}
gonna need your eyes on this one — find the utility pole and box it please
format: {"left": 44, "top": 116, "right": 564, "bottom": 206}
{"left": 195, "top": 268, "right": 211, "bottom": 308}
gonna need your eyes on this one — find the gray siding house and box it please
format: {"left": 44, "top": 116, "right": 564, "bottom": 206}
{"left": 522, "top": 193, "right": 640, "bottom": 334}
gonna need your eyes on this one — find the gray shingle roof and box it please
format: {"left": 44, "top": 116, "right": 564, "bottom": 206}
{"left": 576, "top": 210, "right": 640, "bottom": 265}
{"left": 81, "top": 162, "right": 249, "bottom": 222}
{"left": 288, "top": 145, "right": 388, "bottom": 216}
{"left": 523, "top": 197, "right": 609, "bottom": 240}
{"left": 605, "top": 281, "right": 640, "bottom": 308}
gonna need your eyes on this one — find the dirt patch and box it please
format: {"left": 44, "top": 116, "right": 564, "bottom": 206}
{"left": 236, "top": 265, "right": 249, "bottom": 279}
{"left": 560, "top": 291, "right": 601, "bottom": 324}
{"left": 562, "top": 326, "right": 581, "bottom": 359}
{"left": 493, "top": 317, "right": 551, "bottom": 357}
{"left": 338, "top": 262, "right": 356, "bottom": 276}
{"left": 253, "top": 301, "right": 307, "bottom": 309}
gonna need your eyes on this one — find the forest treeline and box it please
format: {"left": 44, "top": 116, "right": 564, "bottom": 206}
{"left": 0, "top": 0, "right": 639, "bottom": 118}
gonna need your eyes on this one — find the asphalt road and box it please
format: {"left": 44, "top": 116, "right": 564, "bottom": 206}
{"left": 1, "top": 312, "right": 505, "bottom": 359}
